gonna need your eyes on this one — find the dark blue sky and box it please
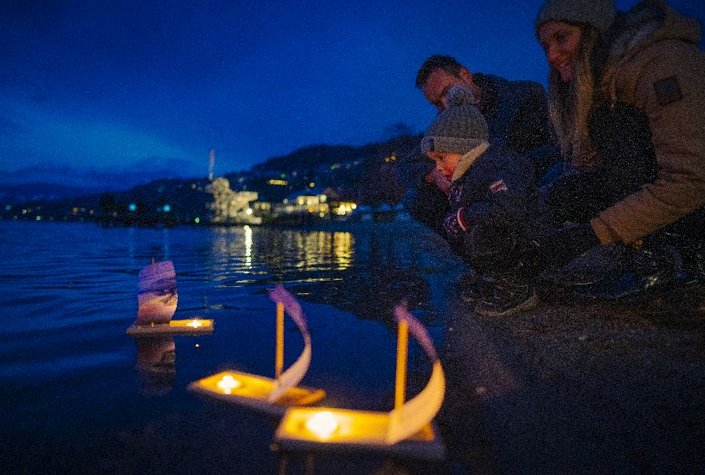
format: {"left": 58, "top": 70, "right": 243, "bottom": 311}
{"left": 1, "top": 0, "right": 703, "bottom": 189}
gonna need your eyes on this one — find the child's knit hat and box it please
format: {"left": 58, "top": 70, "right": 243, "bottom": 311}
{"left": 536, "top": 0, "right": 616, "bottom": 34}
{"left": 421, "top": 86, "right": 488, "bottom": 155}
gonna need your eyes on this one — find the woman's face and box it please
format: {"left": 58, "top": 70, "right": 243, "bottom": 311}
{"left": 538, "top": 20, "right": 582, "bottom": 82}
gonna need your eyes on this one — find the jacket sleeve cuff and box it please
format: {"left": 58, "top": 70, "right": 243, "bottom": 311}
{"left": 456, "top": 207, "right": 470, "bottom": 232}
{"left": 590, "top": 217, "right": 621, "bottom": 245}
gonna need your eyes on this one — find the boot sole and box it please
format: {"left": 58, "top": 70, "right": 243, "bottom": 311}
{"left": 474, "top": 292, "right": 539, "bottom": 317}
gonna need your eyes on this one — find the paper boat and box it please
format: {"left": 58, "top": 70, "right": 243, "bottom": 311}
{"left": 126, "top": 260, "right": 214, "bottom": 336}
{"left": 188, "top": 286, "right": 326, "bottom": 415}
{"left": 273, "top": 304, "right": 445, "bottom": 461}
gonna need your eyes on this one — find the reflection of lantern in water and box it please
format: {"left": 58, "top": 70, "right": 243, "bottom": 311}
{"left": 134, "top": 336, "right": 176, "bottom": 396}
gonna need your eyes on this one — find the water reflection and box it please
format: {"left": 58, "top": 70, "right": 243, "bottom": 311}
{"left": 133, "top": 336, "right": 176, "bottom": 395}
{"left": 209, "top": 227, "right": 355, "bottom": 283}
{"left": 0, "top": 221, "right": 463, "bottom": 474}
{"left": 207, "top": 224, "right": 443, "bottom": 325}
{"left": 244, "top": 224, "right": 253, "bottom": 269}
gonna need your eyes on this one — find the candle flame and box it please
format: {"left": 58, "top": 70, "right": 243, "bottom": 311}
{"left": 217, "top": 375, "right": 242, "bottom": 394}
{"left": 305, "top": 411, "right": 339, "bottom": 439}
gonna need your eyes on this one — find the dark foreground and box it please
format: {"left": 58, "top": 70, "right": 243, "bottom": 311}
{"left": 441, "top": 281, "right": 705, "bottom": 473}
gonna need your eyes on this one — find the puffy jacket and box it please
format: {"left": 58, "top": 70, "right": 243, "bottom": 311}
{"left": 590, "top": 0, "right": 705, "bottom": 245}
{"left": 448, "top": 143, "right": 549, "bottom": 261}
{"left": 402, "top": 74, "right": 555, "bottom": 235}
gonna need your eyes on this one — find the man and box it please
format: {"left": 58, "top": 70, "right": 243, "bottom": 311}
{"left": 401, "top": 55, "right": 556, "bottom": 240}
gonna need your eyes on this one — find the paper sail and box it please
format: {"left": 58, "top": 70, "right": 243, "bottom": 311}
{"left": 187, "top": 285, "right": 325, "bottom": 414}
{"left": 273, "top": 303, "right": 446, "bottom": 460}
{"left": 127, "top": 260, "right": 214, "bottom": 336}
{"left": 385, "top": 304, "right": 445, "bottom": 444}
{"left": 136, "top": 260, "right": 178, "bottom": 325}
{"left": 268, "top": 285, "right": 312, "bottom": 402}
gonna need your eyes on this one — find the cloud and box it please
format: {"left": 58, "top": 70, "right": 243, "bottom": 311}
{"left": 0, "top": 93, "right": 203, "bottom": 187}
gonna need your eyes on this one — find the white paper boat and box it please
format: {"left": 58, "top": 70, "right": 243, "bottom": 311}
{"left": 126, "top": 260, "right": 214, "bottom": 336}
{"left": 188, "top": 285, "right": 325, "bottom": 415}
{"left": 273, "top": 304, "right": 445, "bottom": 460}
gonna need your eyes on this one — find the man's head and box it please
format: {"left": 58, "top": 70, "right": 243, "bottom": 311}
{"left": 421, "top": 86, "right": 488, "bottom": 180}
{"left": 416, "top": 55, "right": 475, "bottom": 111}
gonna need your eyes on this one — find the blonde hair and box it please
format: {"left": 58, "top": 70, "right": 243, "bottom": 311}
{"left": 547, "top": 25, "right": 602, "bottom": 168}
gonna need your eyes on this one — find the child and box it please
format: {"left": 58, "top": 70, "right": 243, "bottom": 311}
{"left": 421, "top": 85, "right": 549, "bottom": 316}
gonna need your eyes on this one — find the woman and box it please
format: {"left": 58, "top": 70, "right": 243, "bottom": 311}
{"left": 533, "top": 0, "right": 705, "bottom": 295}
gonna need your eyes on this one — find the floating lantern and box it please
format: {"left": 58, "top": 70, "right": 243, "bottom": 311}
{"left": 188, "top": 286, "right": 326, "bottom": 415}
{"left": 125, "top": 260, "right": 214, "bottom": 336}
{"left": 273, "top": 304, "right": 445, "bottom": 461}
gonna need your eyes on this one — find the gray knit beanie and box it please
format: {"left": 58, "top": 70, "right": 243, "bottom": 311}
{"left": 421, "top": 86, "right": 488, "bottom": 155}
{"left": 536, "top": 0, "right": 616, "bottom": 34}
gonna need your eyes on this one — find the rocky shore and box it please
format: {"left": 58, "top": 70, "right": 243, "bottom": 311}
{"left": 440, "top": 281, "right": 705, "bottom": 473}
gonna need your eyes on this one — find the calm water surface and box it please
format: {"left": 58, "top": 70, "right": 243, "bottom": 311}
{"left": 0, "top": 221, "right": 465, "bottom": 474}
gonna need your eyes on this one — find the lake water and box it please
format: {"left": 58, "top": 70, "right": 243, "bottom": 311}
{"left": 0, "top": 220, "right": 467, "bottom": 474}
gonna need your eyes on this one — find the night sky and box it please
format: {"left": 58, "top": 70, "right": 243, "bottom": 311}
{"left": 2, "top": 0, "right": 704, "bottom": 189}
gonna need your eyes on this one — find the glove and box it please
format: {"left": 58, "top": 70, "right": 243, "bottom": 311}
{"left": 426, "top": 169, "right": 452, "bottom": 194}
{"left": 443, "top": 208, "right": 470, "bottom": 242}
{"left": 532, "top": 223, "right": 600, "bottom": 268}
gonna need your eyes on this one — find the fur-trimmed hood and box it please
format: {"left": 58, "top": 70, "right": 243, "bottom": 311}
{"left": 601, "top": 0, "right": 701, "bottom": 101}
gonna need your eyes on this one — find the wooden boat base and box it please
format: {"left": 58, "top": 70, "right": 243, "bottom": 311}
{"left": 188, "top": 370, "right": 326, "bottom": 416}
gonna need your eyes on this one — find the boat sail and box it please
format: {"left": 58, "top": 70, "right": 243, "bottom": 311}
{"left": 273, "top": 303, "right": 445, "bottom": 460}
{"left": 126, "top": 260, "right": 214, "bottom": 336}
{"left": 188, "top": 285, "right": 326, "bottom": 415}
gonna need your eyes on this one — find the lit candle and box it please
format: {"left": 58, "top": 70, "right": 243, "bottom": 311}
{"left": 217, "top": 375, "right": 242, "bottom": 394}
{"left": 305, "top": 411, "right": 339, "bottom": 439}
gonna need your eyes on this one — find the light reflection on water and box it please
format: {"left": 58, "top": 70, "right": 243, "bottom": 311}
{"left": 0, "top": 220, "right": 464, "bottom": 473}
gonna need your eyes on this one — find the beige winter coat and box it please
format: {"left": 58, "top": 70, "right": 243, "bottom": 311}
{"left": 590, "top": 1, "right": 705, "bottom": 245}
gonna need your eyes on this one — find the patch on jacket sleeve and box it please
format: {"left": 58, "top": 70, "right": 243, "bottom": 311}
{"left": 653, "top": 76, "right": 682, "bottom": 106}
{"left": 489, "top": 180, "right": 508, "bottom": 193}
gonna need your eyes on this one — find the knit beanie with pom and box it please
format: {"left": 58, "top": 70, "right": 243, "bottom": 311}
{"left": 421, "top": 86, "right": 488, "bottom": 155}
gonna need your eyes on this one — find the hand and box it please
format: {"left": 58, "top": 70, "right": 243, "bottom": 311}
{"left": 425, "top": 169, "right": 451, "bottom": 194}
{"left": 443, "top": 208, "right": 469, "bottom": 241}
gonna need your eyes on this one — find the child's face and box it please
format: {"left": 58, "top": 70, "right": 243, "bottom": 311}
{"left": 427, "top": 151, "right": 462, "bottom": 180}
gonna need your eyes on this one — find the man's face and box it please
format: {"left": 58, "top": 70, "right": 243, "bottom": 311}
{"left": 422, "top": 68, "right": 468, "bottom": 111}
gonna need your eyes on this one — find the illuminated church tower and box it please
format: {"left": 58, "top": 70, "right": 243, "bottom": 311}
{"left": 208, "top": 148, "right": 215, "bottom": 182}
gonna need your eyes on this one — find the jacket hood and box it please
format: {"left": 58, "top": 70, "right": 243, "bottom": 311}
{"left": 608, "top": 0, "right": 701, "bottom": 63}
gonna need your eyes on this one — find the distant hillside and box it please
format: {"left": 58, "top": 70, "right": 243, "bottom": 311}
{"left": 0, "top": 183, "right": 104, "bottom": 205}
{"left": 246, "top": 134, "right": 421, "bottom": 205}
{"left": 252, "top": 143, "right": 380, "bottom": 173}
{"left": 2, "top": 133, "right": 423, "bottom": 224}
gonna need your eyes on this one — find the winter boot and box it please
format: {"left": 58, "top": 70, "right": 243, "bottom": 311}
{"left": 474, "top": 281, "right": 538, "bottom": 317}
{"left": 457, "top": 270, "right": 497, "bottom": 303}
